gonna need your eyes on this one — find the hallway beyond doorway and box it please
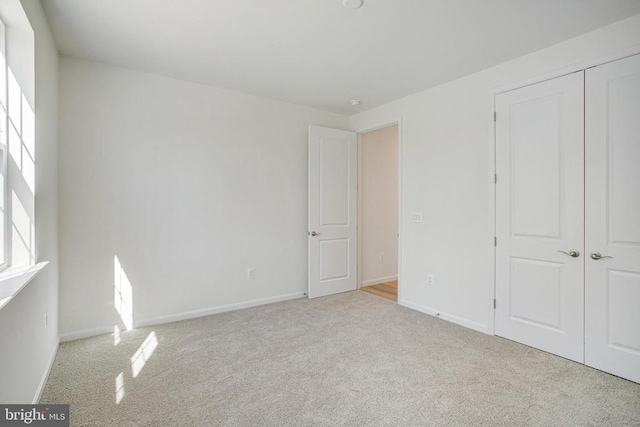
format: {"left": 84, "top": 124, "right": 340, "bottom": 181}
{"left": 360, "top": 280, "right": 398, "bottom": 302}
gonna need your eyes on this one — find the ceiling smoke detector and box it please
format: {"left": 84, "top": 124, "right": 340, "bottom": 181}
{"left": 350, "top": 99, "right": 362, "bottom": 106}
{"left": 343, "top": 0, "right": 364, "bottom": 10}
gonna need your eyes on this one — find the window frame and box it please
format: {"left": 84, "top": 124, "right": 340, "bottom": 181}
{"left": 0, "top": 18, "right": 11, "bottom": 272}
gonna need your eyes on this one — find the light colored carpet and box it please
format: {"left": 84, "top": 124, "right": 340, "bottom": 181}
{"left": 41, "top": 291, "right": 640, "bottom": 426}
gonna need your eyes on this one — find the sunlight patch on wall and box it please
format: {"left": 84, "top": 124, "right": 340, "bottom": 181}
{"left": 21, "top": 92, "right": 34, "bottom": 155}
{"left": 7, "top": 68, "right": 20, "bottom": 135}
{"left": 20, "top": 91, "right": 34, "bottom": 193}
{"left": 114, "top": 256, "right": 133, "bottom": 331}
{"left": 11, "top": 190, "right": 34, "bottom": 265}
{"left": 131, "top": 331, "right": 158, "bottom": 378}
{"left": 6, "top": 67, "right": 35, "bottom": 195}
{"left": 8, "top": 122, "right": 20, "bottom": 166}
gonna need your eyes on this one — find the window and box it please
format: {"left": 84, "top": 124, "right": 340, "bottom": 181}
{"left": 0, "top": 15, "right": 37, "bottom": 272}
{"left": 0, "top": 19, "right": 8, "bottom": 269}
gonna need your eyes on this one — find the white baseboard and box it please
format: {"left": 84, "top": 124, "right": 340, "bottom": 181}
{"left": 135, "top": 291, "right": 305, "bottom": 328}
{"left": 360, "top": 275, "right": 398, "bottom": 287}
{"left": 33, "top": 338, "right": 59, "bottom": 404}
{"left": 60, "top": 291, "right": 306, "bottom": 342}
{"left": 60, "top": 325, "right": 114, "bottom": 342}
{"left": 399, "top": 299, "right": 490, "bottom": 335}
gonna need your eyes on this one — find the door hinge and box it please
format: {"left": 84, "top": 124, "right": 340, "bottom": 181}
{"left": 494, "top": 236, "right": 497, "bottom": 247}
{"left": 494, "top": 173, "right": 497, "bottom": 184}
{"left": 493, "top": 299, "right": 496, "bottom": 309}
{"left": 493, "top": 111, "right": 497, "bottom": 122}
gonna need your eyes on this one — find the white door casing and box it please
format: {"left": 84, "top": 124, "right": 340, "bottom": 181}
{"left": 495, "top": 72, "right": 585, "bottom": 363}
{"left": 308, "top": 126, "right": 357, "bottom": 298}
{"left": 585, "top": 54, "right": 640, "bottom": 383}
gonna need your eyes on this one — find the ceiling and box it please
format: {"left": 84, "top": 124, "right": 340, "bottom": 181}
{"left": 42, "top": 0, "right": 640, "bottom": 114}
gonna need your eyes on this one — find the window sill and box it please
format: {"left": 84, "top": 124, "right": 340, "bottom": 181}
{"left": 0, "top": 262, "right": 48, "bottom": 311}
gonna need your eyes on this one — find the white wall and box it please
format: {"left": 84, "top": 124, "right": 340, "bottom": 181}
{"left": 58, "top": 57, "right": 348, "bottom": 339}
{"left": 360, "top": 125, "right": 398, "bottom": 286}
{"left": 0, "top": 0, "right": 59, "bottom": 403}
{"left": 349, "top": 13, "right": 640, "bottom": 333}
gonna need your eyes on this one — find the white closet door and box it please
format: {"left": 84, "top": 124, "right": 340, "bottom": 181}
{"left": 495, "top": 72, "right": 585, "bottom": 362}
{"left": 585, "top": 54, "right": 640, "bottom": 383}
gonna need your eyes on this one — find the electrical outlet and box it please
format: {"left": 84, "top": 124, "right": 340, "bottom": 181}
{"left": 379, "top": 252, "right": 384, "bottom": 261}
{"left": 44, "top": 313, "right": 48, "bottom": 328}
{"left": 411, "top": 212, "right": 423, "bottom": 223}
{"left": 247, "top": 268, "right": 255, "bottom": 279}
{"left": 426, "top": 274, "right": 435, "bottom": 286}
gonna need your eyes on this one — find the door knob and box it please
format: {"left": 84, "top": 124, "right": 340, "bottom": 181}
{"left": 558, "top": 250, "right": 580, "bottom": 258}
{"left": 309, "top": 231, "right": 322, "bottom": 237}
{"left": 590, "top": 251, "right": 612, "bottom": 260}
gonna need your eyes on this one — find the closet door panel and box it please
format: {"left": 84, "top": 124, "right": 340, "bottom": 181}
{"left": 585, "top": 53, "right": 640, "bottom": 383}
{"left": 495, "top": 71, "right": 585, "bottom": 363}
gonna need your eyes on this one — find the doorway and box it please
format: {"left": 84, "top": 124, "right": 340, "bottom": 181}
{"left": 307, "top": 121, "right": 401, "bottom": 302}
{"left": 358, "top": 124, "right": 399, "bottom": 302}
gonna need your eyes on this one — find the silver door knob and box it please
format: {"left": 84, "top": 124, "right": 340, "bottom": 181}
{"left": 558, "top": 250, "right": 580, "bottom": 258}
{"left": 309, "top": 231, "right": 322, "bottom": 236}
{"left": 590, "top": 251, "right": 612, "bottom": 260}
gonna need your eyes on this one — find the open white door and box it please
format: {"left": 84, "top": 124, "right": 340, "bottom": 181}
{"left": 495, "top": 72, "right": 585, "bottom": 363}
{"left": 308, "top": 126, "right": 357, "bottom": 298}
{"left": 585, "top": 54, "right": 640, "bottom": 383}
